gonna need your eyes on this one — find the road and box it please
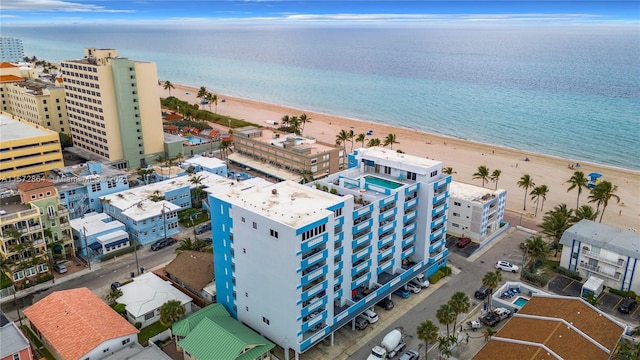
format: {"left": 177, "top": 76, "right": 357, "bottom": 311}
{"left": 348, "top": 228, "right": 530, "bottom": 359}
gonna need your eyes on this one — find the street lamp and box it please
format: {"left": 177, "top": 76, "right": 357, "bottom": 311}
{"left": 82, "top": 226, "right": 92, "bottom": 270}
{"left": 161, "top": 203, "right": 169, "bottom": 241}
{"left": 521, "top": 243, "right": 528, "bottom": 280}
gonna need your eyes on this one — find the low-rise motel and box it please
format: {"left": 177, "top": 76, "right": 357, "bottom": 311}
{"left": 207, "top": 147, "right": 451, "bottom": 359}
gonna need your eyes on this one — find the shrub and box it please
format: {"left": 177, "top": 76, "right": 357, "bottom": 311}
{"left": 522, "top": 271, "right": 550, "bottom": 287}
{"left": 322, "top": 186, "right": 329, "bottom": 192}
{"left": 608, "top": 288, "right": 627, "bottom": 297}
{"left": 112, "top": 303, "right": 126, "bottom": 314}
{"left": 135, "top": 322, "right": 142, "bottom": 329}
{"left": 429, "top": 270, "right": 446, "bottom": 284}
{"left": 440, "top": 266, "right": 452, "bottom": 276}
{"left": 100, "top": 244, "right": 141, "bottom": 262}
{"left": 330, "top": 188, "right": 338, "bottom": 194}
{"left": 556, "top": 266, "right": 582, "bottom": 281}
{"left": 315, "top": 183, "right": 321, "bottom": 189}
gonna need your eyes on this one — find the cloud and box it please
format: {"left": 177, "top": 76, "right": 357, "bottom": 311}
{"left": 0, "top": 14, "right": 21, "bottom": 18}
{"left": 1, "top": 0, "right": 134, "bottom": 13}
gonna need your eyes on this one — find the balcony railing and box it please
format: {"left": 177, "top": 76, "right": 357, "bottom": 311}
{"left": 582, "top": 251, "right": 625, "bottom": 267}
{"left": 578, "top": 262, "right": 621, "bottom": 280}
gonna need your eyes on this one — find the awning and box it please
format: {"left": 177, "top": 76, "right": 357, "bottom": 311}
{"left": 227, "top": 153, "right": 304, "bottom": 183}
{"left": 104, "top": 238, "right": 129, "bottom": 248}
{"left": 88, "top": 242, "right": 102, "bottom": 251}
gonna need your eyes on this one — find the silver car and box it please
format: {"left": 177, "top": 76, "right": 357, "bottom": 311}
{"left": 53, "top": 263, "right": 68, "bottom": 274}
{"left": 399, "top": 349, "right": 420, "bottom": 360}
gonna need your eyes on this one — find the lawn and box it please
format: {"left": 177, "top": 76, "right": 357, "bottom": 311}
{"left": 0, "top": 273, "right": 12, "bottom": 289}
{"left": 22, "top": 325, "right": 55, "bottom": 360}
{"left": 138, "top": 321, "right": 168, "bottom": 345}
{"left": 178, "top": 208, "right": 210, "bottom": 228}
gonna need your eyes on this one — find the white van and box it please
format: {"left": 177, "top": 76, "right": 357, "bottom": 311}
{"left": 358, "top": 308, "right": 379, "bottom": 324}
{"left": 414, "top": 274, "right": 430, "bottom": 288}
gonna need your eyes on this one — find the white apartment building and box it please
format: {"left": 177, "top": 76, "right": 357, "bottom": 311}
{"left": 560, "top": 220, "right": 640, "bottom": 293}
{"left": 447, "top": 181, "right": 507, "bottom": 245}
{"left": 208, "top": 147, "right": 451, "bottom": 359}
{"left": 60, "top": 48, "right": 164, "bottom": 169}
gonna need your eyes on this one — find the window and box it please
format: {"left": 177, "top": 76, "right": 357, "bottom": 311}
{"left": 91, "top": 183, "right": 102, "bottom": 192}
{"left": 13, "top": 270, "right": 24, "bottom": 281}
{"left": 122, "top": 338, "right": 130, "bottom": 345}
{"left": 270, "top": 229, "right": 279, "bottom": 238}
{"left": 263, "top": 317, "right": 270, "bottom": 325}
{"left": 430, "top": 170, "right": 438, "bottom": 177}
{"left": 37, "top": 263, "right": 48, "bottom": 272}
{"left": 13, "top": 354, "right": 20, "bottom": 360}
{"left": 334, "top": 208, "right": 342, "bottom": 217}
{"left": 406, "top": 171, "right": 417, "bottom": 181}
{"left": 452, "top": 212, "right": 460, "bottom": 217}
{"left": 103, "top": 348, "right": 109, "bottom": 353}
{"left": 253, "top": 222, "right": 257, "bottom": 229}
{"left": 241, "top": 217, "right": 245, "bottom": 223}
{"left": 144, "top": 311, "right": 154, "bottom": 320}
{"left": 453, "top": 202, "right": 461, "bottom": 206}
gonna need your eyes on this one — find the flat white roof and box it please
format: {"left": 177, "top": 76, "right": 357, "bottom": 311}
{"left": 213, "top": 180, "right": 341, "bottom": 228}
{"left": 356, "top": 147, "right": 441, "bottom": 170}
{"left": 117, "top": 272, "right": 191, "bottom": 317}
{"left": 122, "top": 200, "right": 181, "bottom": 222}
{"left": 69, "top": 212, "right": 124, "bottom": 236}
{"left": 183, "top": 155, "right": 226, "bottom": 169}
{"left": 96, "top": 229, "right": 129, "bottom": 244}
{"left": 0, "top": 113, "right": 56, "bottom": 141}
{"left": 449, "top": 181, "right": 504, "bottom": 203}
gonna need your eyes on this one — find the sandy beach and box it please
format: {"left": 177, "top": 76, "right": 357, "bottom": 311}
{"left": 159, "top": 83, "right": 639, "bottom": 231}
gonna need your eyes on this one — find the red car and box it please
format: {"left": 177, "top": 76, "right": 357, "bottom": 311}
{"left": 456, "top": 237, "right": 472, "bottom": 248}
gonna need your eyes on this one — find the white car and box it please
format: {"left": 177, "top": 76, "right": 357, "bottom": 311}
{"left": 404, "top": 282, "right": 422, "bottom": 294}
{"left": 495, "top": 260, "right": 519, "bottom": 273}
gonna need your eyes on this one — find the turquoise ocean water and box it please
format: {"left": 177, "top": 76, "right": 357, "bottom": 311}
{"left": 5, "top": 25, "right": 639, "bottom": 171}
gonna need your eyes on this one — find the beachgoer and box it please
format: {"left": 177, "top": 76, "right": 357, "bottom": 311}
{"left": 619, "top": 209, "right": 622, "bottom": 216}
{"left": 466, "top": 333, "right": 470, "bottom": 344}
{"left": 516, "top": 163, "right": 519, "bottom": 168}
{"left": 492, "top": 150, "right": 494, "bottom": 154}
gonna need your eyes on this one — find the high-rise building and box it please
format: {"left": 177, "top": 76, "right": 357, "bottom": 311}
{"left": 0, "top": 38, "right": 24, "bottom": 63}
{"left": 60, "top": 48, "right": 164, "bottom": 169}
{"left": 208, "top": 147, "right": 451, "bottom": 358}
{"left": 3, "top": 78, "right": 70, "bottom": 134}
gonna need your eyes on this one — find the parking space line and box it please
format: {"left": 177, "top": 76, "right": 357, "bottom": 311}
{"left": 612, "top": 298, "right": 624, "bottom": 311}
{"left": 630, "top": 305, "right": 640, "bottom": 319}
{"left": 562, "top": 280, "right": 574, "bottom": 292}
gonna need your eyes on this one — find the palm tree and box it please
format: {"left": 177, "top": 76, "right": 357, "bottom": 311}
{"left": 437, "top": 336, "right": 454, "bottom": 359}
{"left": 367, "top": 138, "right": 381, "bottom": 147}
{"left": 163, "top": 80, "right": 175, "bottom": 96}
{"left": 417, "top": 320, "right": 439, "bottom": 360}
{"left": 517, "top": 174, "right": 535, "bottom": 211}
{"left": 176, "top": 237, "right": 210, "bottom": 253}
{"left": 205, "top": 92, "right": 218, "bottom": 113}
{"left": 355, "top": 133, "right": 366, "bottom": 148}
{"left": 482, "top": 270, "right": 502, "bottom": 309}
{"left": 219, "top": 140, "right": 232, "bottom": 161}
{"left": 530, "top": 185, "right": 548, "bottom": 217}
{"left": 566, "top": 171, "right": 589, "bottom": 208}
{"left": 299, "top": 113, "right": 311, "bottom": 135}
{"left": 616, "top": 337, "right": 640, "bottom": 360}
{"left": 571, "top": 204, "right": 599, "bottom": 223}
{"left": 336, "top": 129, "right": 350, "bottom": 163}
{"left": 159, "top": 300, "right": 186, "bottom": 327}
{"left": 347, "top": 129, "right": 355, "bottom": 152}
{"left": 472, "top": 165, "right": 490, "bottom": 187}
{"left": 149, "top": 190, "right": 164, "bottom": 202}
{"left": 448, "top": 291, "right": 470, "bottom": 338}
{"left": 281, "top": 115, "right": 291, "bottom": 128}
{"left": 383, "top": 133, "right": 399, "bottom": 150}
{"left": 541, "top": 208, "right": 572, "bottom": 256}
{"left": 436, "top": 303, "right": 456, "bottom": 337}
{"left": 442, "top": 167, "right": 456, "bottom": 175}
{"left": 524, "top": 235, "right": 549, "bottom": 269}
{"left": 197, "top": 86, "right": 207, "bottom": 102}
{"left": 190, "top": 174, "right": 204, "bottom": 205}
{"left": 490, "top": 169, "right": 502, "bottom": 190}
{"left": 588, "top": 181, "right": 621, "bottom": 223}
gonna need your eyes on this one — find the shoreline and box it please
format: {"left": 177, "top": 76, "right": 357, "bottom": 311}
{"left": 159, "top": 82, "right": 640, "bottom": 231}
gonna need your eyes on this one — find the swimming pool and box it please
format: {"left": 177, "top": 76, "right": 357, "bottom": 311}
{"left": 513, "top": 296, "right": 529, "bottom": 307}
{"left": 228, "top": 171, "right": 253, "bottom": 181}
{"left": 186, "top": 135, "right": 207, "bottom": 144}
{"left": 364, "top": 175, "right": 403, "bottom": 189}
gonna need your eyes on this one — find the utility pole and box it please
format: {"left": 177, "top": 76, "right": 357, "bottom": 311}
{"left": 162, "top": 204, "right": 168, "bottom": 240}
{"left": 82, "top": 226, "right": 91, "bottom": 270}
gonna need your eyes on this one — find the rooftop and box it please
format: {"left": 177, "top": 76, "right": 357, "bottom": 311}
{"left": 12, "top": 78, "right": 62, "bottom": 95}
{"left": 164, "top": 250, "right": 214, "bottom": 292}
{"left": 0, "top": 74, "right": 23, "bottom": 82}
{"left": 101, "top": 342, "right": 172, "bottom": 360}
{"left": 559, "top": 220, "right": 640, "bottom": 259}
{"left": 475, "top": 295, "right": 625, "bottom": 360}
{"left": 69, "top": 212, "right": 125, "bottom": 236}
{"left": 211, "top": 180, "right": 340, "bottom": 228}
{"left": 117, "top": 272, "right": 192, "bottom": 317}
{"left": 15, "top": 179, "right": 56, "bottom": 192}
{"left": 182, "top": 155, "right": 226, "bottom": 169}
{"left": 236, "top": 127, "right": 337, "bottom": 155}
{"left": 0, "top": 312, "right": 30, "bottom": 358}
{"left": 0, "top": 195, "right": 32, "bottom": 216}
{"left": 23, "top": 287, "right": 138, "bottom": 360}
{"left": 0, "top": 112, "right": 57, "bottom": 141}
{"left": 449, "top": 181, "right": 505, "bottom": 203}
{"left": 164, "top": 132, "right": 188, "bottom": 144}
{"left": 356, "top": 147, "right": 441, "bottom": 171}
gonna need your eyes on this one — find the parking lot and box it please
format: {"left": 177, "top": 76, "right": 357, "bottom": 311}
{"left": 445, "top": 235, "right": 479, "bottom": 258}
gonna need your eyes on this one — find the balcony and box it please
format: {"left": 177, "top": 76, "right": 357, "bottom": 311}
{"left": 378, "top": 221, "right": 395, "bottom": 236}
{"left": 378, "top": 233, "right": 395, "bottom": 249}
{"left": 377, "top": 247, "right": 394, "bottom": 262}
{"left": 404, "top": 197, "right": 418, "bottom": 211}
{"left": 402, "top": 234, "right": 416, "bottom": 248}
{"left": 379, "top": 193, "right": 398, "bottom": 208}
{"left": 352, "top": 246, "right": 372, "bottom": 263}
{"left": 403, "top": 222, "right": 416, "bottom": 236}
{"left": 352, "top": 232, "right": 372, "bottom": 248}
{"left": 402, "top": 246, "right": 415, "bottom": 260}
{"left": 432, "top": 191, "right": 448, "bottom": 205}
{"left": 379, "top": 208, "right": 397, "bottom": 223}
{"left": 434, "top": 176, "right": 451, "bottom": 190}
{"left": 431, "top": 203, "right": 448, "bottom": 217}
{"left": 578, "top": 263, "right": 621, "bottom": 280}
{"left": 582, "top": 251, "right": 625, "bottom": 267}
{"left": 403, "top": 210, "right": 417, "bottom": 224}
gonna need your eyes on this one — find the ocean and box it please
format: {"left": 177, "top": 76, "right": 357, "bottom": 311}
{"left": 5, "top": 24, "right": 639, "bottom": 171}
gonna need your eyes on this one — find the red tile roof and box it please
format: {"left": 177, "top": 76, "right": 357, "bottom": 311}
{"left": 0, "top": 62, "right": 19, "bottom": 68}
{"left": 23, "top": 288, "right": 138, "bottom": 360}
{"left": 163, "top": 113, "right": 183, "bottom": 121}
{"left": 0, "top": 75, "right": 24, "bottom": 82}
{"left": 16, "top": 180, "right": 56, "bottom": 192}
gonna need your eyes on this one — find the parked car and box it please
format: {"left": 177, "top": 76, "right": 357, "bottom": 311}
{"left": 194, "top": 223, "right": 211, "bottom": 234}
{"left": 618, "top": 297, "right": 638, "bottom": 314}
{"left": 359, "top": 308, "right": 379, "bottom": 324}
{"left": 376, "top": 297, "right": 395, "bottom": 311}
{"left": 354, "top": 316, "right": 369, "bottom": 330}
{"left": 404, "top": 282, "right": 421, "bottom": 294}
{"left": 456, "top": 237, "right": 472, "bottom": 248}
{"left": 399, "top": 349, "right": 420, "bottom": 360}
{"left": 393, "top": 288, "right": 411, "bottom": 299}
{"left": 413, "top": 274, "right": 430, "bottom": 288}
{"left": 53, "top": 263, "right": 68, "bottom": 274}
{"left": 474, "top": 286, "right": 492, "bottom": 300}
{"left": 200, "top": 237, "right": 212, "bottom": 244}
{"left": 110, "top": 282, "right": 122, "bottom": 292}
{"left": 495, "top": 260, "right": 519, "bottom": 273}
{"left": 151, "top": 238, "right": 175, "bottom": 251}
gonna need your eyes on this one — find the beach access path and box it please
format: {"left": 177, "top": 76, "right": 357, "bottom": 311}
{"left": 159, "top": 83, "right": 639, "bottom": 231}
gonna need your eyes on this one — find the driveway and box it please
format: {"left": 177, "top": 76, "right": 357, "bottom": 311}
{"left": 547, "top": 275, "right": 582, "bottom": 297}
{"left": 446, "top": 235, "right": 479, "bottom": 258}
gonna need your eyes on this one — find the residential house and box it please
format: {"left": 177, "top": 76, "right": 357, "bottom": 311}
{"left": 208, "top": 146, "right": 450, "bottom": 356}
{"left": 164, "top": 250, "right": 215, "bottom": 304}
{"left": 559, "top": 220, "right": 640, "bottom": 292}
{"left": 0, "top": 312, "right": 34, "bottom": 360}
{"left": 172, "top": 304, "right": 275, "bottom": 360}
{"left": 23, "top": 287, "right": 139, "bottom": 360}
{"left": 116, "top": 272, "right": 192, "bottom": 328}
{"left": 69, "top": 212, "right": 128, "bottom": 261}
{"left": 16, "top": 180, "right": 75, "bottom": 261}
{"left": 447, "top": 181, "right": 507, "bottom": 245}
{"left": 54, "top": 161, "right": 130, "bottom": 220}
{"left": 475, "top": 295, "right": 626, "bottom": 360}
{"left": 180, "top": 155, "right": 227, "bottom": 178}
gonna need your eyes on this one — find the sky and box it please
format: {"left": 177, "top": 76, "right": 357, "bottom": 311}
{"left": 1, "top": 0, "right": 638, "bottom": 26}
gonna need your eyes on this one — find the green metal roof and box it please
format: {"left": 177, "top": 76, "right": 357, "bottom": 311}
{"left": 173, "top": 304, "right": 274, "bottom": 360}
{"left": 172, "top": 303, "right": 230, "bottom": 337}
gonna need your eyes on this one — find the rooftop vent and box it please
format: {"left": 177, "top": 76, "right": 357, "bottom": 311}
{"left": 272, "top": 189, "right": 277, "bottom": 195}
